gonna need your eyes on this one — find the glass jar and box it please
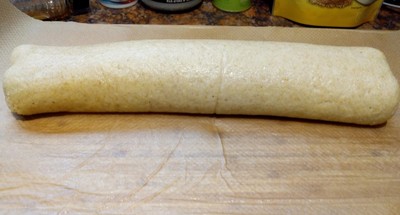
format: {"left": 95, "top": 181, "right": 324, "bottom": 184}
{"left": 141, "top": 0, "right": 202, "bottom": 12}
{"left": 10, "top": 0, "right": 71, "bottom": 20}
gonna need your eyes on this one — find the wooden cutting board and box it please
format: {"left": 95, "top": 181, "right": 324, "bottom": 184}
{"left": 1, "top": 1, "right": 399, "bottom": 214}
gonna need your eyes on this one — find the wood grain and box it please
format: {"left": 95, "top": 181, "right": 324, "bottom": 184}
{"left": 0, "top": 113, "right": 399, "bottom": 214}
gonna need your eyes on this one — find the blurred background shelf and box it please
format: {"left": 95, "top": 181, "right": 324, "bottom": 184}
{"left": 70, "top": 0, "right": 400, "bottom": 30}
{"left": 13, "top": 0, "right": 400, "bottom": 30}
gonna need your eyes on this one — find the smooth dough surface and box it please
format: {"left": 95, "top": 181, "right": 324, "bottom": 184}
{"left": 3, "top": 40, "right": 400, "bottom": 125}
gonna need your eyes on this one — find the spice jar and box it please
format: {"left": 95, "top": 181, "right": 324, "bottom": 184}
{"left": 141, "top": 0, "right": 203, "bottom": 12}
{"left": 10, "top": 0, "right": 71, "bottom": 20}
{"left": 212, "top": 0, "right": 251, "bottom": 12}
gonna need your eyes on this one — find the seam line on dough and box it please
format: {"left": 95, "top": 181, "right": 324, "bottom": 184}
{"left": 214, "top": 48, "right": 226, "bottom": 114}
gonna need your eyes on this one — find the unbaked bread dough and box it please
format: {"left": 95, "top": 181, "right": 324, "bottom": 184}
{"left": 3, "top": 40, "right": 400, "bottom": 125}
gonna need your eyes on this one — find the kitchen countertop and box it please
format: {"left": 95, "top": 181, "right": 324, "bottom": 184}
{"left": 67, "top": 0, "right": 400, "bottom": 30}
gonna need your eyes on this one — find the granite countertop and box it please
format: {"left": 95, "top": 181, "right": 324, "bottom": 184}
{"left": 67, "top": 0, "right": 400, "bottom": 30}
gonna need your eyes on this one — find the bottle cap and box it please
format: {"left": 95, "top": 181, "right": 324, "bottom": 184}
{"left": 212, "top": 0, "right": 251, "bottom": 12}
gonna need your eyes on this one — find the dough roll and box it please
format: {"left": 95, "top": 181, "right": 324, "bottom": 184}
{"left": 3, "top": 40, "right": 400, "bottom": 125}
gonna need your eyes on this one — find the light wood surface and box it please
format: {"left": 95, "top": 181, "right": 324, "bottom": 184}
{"left": 1, "top": 113, "right": 400, "bottom": 214}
